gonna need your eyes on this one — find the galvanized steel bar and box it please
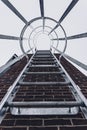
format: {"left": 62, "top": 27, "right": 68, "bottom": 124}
{"left": 39, "top": 0, "right": 45, "bottom": 30}
{"left": 53, "top": 47, "right": 87, "bottom": 71}
{"left": 0, "top": 54, "right": 35, "bottom": 111}
{"left": 0, "top": 34, "right": 20, "bottom": 40}
{"left": 52, "top": 46, "right": 87, "bottom": 71}
{"left": 39, "top": 0, "right": 44, "bottom": 17}
{"left": 59, "top": 0, "right": 79, "bottom": 23}
{"left": 1, "top": 0, "right": 28, "bottom": 24}
{"left": 19, "top": 81, "right": 70, "bottom": 86}
{"left": 49, "top": 0, "right": 79, "bottom": 34}
{"left": 29, "top": 65, "right": 58, "bottom": 68}
{"left": 30, "top": 65, "right": 56, "bottom": 67}
{"left": 65, "top": 55, "right": 87, "bottom": 71}
{"left": 24, "top": 71, "right": 64, "bottom": 75}
{"left": 6, "top": 101, "right": 83, "bottom": 108}
{"left": 58, "top": 32, "right": 87, "bottom": 40}
{"left": 53, "top": 53, "right": 87, "bottom": 108}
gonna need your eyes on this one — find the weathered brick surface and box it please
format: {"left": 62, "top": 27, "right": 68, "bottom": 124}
{"left": 0, "top": 128, "right": 27, "bottom": 130}
{"left": 0, "top": 56, "right": 29, "bottom": 101}
{"left": 44, "top": 119, "right": 71, "bottom": 125}
{"left": 55, "top": 54, "right": 87, "bottom": 98}
{"left": 23, "top": 73, "right": 65, "bottom": 82}
{"left": 0, "top": 53, "right": 87, "bottom": 130}
{"left": 13, "top": 85, "right": 75, "bottom": 102}
{"left": 59, "top": 126, "right": 87, "bottom": 130}
{"left": 0, "top": 110, "right": 86, "bottom": 129}
{"left": 28, "top": 66, "right": 60, "bottom": 72}
{"left": 29, "top": 127, "right": 58, "bottom": 130}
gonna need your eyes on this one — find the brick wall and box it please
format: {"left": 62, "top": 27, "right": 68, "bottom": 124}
{"left": 0, "top": 54, "right": 87, "bottom": 130}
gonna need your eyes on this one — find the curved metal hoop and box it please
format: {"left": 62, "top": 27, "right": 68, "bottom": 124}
{"left": 31, "top": 30, "right": 54, "bottom": 51}
{"left": 20, "top": 17, "right": 67, "bottom": 56}
{"left": 28, "top": 25, "right": 59, "bottom": 51}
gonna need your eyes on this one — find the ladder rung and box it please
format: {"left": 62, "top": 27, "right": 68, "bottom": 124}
{"left": 19, "top": 81, "right": 70, "bottom": 86}
{"left": 29, "top": 65, "right": 59, "bottom": 68}
{"left": 36, "top": 52, "right": 52, "bottom": 55}
{"left": 6, "top": 101, "right": 84, "bottom": 108}
{"left": 33, "top": 57, "right": 55, "bottom": 59}
{"left": 31, "top": 61, "right": 57, "bottom": 64}
{"left": 34, "top": 56, "right": 53, "bottom": 58}
{"left": 31, "top": 63, "right": 56, "bottom": 65}
{"left": 30, "top": 65, "right": 57, "bottom": 67}
{"left": 24, "top": 71, "right": 64, "bottom": 75}
{"left": 36, "top": 51, "right": 51, "bottom": 54}
{"left": 32, "top": 59, "right": 55, "bottom": 61}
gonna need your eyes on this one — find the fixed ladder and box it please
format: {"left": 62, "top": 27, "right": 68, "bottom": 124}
{"left": 0, "top": 50, "right": 87, "bottom": 116}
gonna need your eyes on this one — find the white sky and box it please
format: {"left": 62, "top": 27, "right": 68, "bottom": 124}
{"left": 0, "top": 0, "right": 87, "bottom": 72}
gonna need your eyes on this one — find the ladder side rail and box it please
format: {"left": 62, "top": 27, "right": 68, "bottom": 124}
{"left": 0, "top": 53, "right": 35, "bottom": 112}
{"left": 52, "top": 52, "right": 87, "bottom": 108}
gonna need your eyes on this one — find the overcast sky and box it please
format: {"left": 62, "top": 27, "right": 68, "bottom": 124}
{"left": 0, "top": 0, "right": 87, "bottom": 75}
